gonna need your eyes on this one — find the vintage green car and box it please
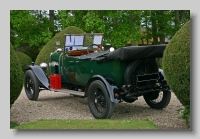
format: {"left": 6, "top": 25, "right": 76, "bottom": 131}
{"left": 24, "top": 33, "right": 171, "bottom": 119}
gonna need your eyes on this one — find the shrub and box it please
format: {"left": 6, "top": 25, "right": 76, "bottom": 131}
{"left": 23, "top": 46, "right": 39, "bottom": 62}
{"left": 16, "top": 52, "right": 32, "bottom": 73}
{"left": 162, "top": 21, "right": 190, "bottom": 125}
{"left": 10, "top": 43, "right": 23, "bottom": 107}
{"left": 35, "top": 26, "right": 91, "bottom": 75}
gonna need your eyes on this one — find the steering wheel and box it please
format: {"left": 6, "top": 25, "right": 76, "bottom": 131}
{"left": 87, "top": 44, "right": 103, "bottom": 54}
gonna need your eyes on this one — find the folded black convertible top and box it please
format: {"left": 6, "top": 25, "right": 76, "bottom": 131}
{"left": 107, "top": 44, "right": 167, "bottom": 60}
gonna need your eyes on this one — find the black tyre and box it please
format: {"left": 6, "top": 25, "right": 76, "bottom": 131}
{"left": 143, "top": 90, "right": 171, "bottom": 109}
{"left": 24, "top": 70, "right": 39, "bottom": 100}
{"left": 87, "top": 80, "right": 115, "bottom": 119}
{"left": 124, "top": 59, "right": 158, "bottom": 102}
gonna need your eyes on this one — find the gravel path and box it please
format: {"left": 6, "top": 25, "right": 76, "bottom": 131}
{"left": 10, "top": 88, "right": 188, "bottom": 129}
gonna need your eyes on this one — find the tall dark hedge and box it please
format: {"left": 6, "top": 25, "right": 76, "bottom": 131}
{"left": 16, "top": 52, "right": 32, "bottom": 73}
{"left": 35, "top": 26, "right": 92, "bottom": 75}
{"left": 162, "top": 21, "right": 190, "bottom": 125}
{"left": 163, "top": 20, "right": 190, "bottom": 106}
{"left": 24, "top": 46, "right": 39, "bottom": 62}
{"left": 10, "top": 43, "right": 23, "bottom": 106}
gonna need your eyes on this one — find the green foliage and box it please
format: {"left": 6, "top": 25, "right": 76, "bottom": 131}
{"left": 16, "top": 52, "right": 32, "bottom": 73}
{"left": 10, "top": 43, "right": 23, "bottom": 106}
{"left": 10, "top": 10, "right": 190, "bottom": 52}
{"left": 83, "top": 11, "right": 105, "bottom": 33}
{"left": 58, "top": 10, "right": 88, "bottom": 30}
{"left": 104, "top": 10, "right": 141, "bottom": 47}
{"left": 10, "top": 10, "right": 52, "bottom": 47}
{"left": 182, "top": 105, "right": 190, "bottom": 128}
{"left": 162, "top": 21, "right": 190, "bottom": 123}
{"left": 57, "top": 10, "right": 190, "bottom": 47}
{"left": 23, "top": 46, "right": 40, "bottom": 62}
{"left": 35, "top": 26, "right": 90, "bottom": 75}
{"left": 10, "top": 121, "right": 19, "bottom": 128}
{"left": 12, "top": 119, "right": 158, "bottom": 129}
{"left": 58, "top": 10, "right": 142, "bottom": 48}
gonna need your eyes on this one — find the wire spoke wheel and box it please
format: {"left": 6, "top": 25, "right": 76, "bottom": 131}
{"left": 92, "top": 89, "right": 107, "bottom": 115}
{"left": 148, "top": 91, "right": 163, "bottom": 103}
{"left": 143, "top": 90, "right": 171, "bottom": 109}
{"left": 88, "top": 80, "right": 114, "bottom": 119}
{"left": 25, "top": 76, "right": 34, "bottom": 98}
{"left": 24, "top": 70, "right": 39, "bottom": 100}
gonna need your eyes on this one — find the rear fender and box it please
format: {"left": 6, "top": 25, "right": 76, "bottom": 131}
{"left": 159, "top": 68, "right": 172, "bottom": 92}
{"left": 88, "top": 75, "right": 120, "bottom": 103}
{"left": 159, "top": 68, "right": 166, "bottom": 80}
{"left": 24, "top": 65, "right": 50, "bottom": 89}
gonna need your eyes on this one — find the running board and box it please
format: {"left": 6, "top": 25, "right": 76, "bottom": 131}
{"left": 50, "top": 88, "right": 85, "bottom": 96}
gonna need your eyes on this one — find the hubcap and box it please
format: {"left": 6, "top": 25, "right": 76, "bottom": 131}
{"left": 25, "top": 76, "right": 34, "bottom": 98}
{"left": 91, "top": 88, "right": 106, "bottom": 115}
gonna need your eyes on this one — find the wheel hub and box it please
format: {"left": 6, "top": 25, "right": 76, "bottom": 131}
{"left": 95, "top": 98, "right": 97, "bottom": 103}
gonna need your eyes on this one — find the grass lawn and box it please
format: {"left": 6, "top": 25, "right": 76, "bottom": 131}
{"left": 11, "top": 119, "right": 158, "bottom": 130}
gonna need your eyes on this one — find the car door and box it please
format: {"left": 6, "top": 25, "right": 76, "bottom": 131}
{"left": 73, "top": 58, "right": 94, "bottom": 85}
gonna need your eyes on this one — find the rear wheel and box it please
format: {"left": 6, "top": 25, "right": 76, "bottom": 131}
{"left": 143, "top": 90, "right": 171, "bottom": 109}
{"left": 24, "top": 70, "right": 39, "bottom": 100}
{"left": 87, "top": 80, "right": 114, "bottom": 119}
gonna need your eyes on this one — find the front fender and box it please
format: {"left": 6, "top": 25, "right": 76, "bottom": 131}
{"left": 24, "top": 65, "right": 50, "bottom": 89}
{"left": 92, "top": 75, "right": 120, "bottom": 103}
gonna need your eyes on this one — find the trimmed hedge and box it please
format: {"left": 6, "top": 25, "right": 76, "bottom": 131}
{"left": 16, "top": 52, "right": 32, "bottom": 73}
{"left": 35, "top": 26, "right": 92, "bottom": 75}
{"left": 162, "top": 21, "right": 190, "bottom": 125}
{"left": 24, "top": 46, "right": 39, "bottom": 62}
{"left": 10, "top": 43, "right": 23, "bottom": 106}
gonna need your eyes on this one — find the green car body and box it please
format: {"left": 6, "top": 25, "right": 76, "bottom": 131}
{"left": 50, "top": 51, "right": 128, "bottom": 86}
{"left": 24, "top": 34, "right": 171, "bottom": 119}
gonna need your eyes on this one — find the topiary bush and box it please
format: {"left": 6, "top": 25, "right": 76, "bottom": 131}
{"left": 35, "top": 26, "right": 92, "bottom": 75}
{"left": 162, "top": 20, "right": 190, "bottom": 126}
{"left": 23, "top": 46, "right": 39, "bottom": 62}
{"left": 10, "top": 43, "right": 23, "bottom": 107}
{"left": 16, "top": 52, "right": 32, "bottom": 73}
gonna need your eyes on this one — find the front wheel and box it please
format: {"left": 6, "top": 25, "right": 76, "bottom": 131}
{"left": 87, "top": 80, "right": 114, "bottom": 119}
{"left": 24, "top": 70, "right": 39, "bottom": 100}
{"left": 143, "top": 90, "right": 171, "bottom": 109}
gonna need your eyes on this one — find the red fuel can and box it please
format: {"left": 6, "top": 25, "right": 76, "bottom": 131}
{"left": 50, "top": 74, "right": 61, "bottom": 89}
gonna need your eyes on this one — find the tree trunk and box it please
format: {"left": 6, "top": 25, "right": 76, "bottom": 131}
{"left": 130, "top": 14, "right": 138, "bottom": 46}
{"left": 151, "top": 11, "right": 158, "bottom": 45}
{"left": 158, "top": 10, "right": 165, "bottom": 44}
{"left": 49, "top": 10, "right": 54, "bottom": 37}
{"left": 175, "top": 10, "right": 180, "bottom": 25}
{"left": 131, "top": 40, "right": 138, "bottom": 46}
{"left": 175, "top": 10, "right": 186, "bottom": 26}
{"left": 145, "top": 15, "right": 149, "bottom": 44}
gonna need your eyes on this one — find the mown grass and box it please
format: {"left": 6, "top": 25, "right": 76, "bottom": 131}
{"left": 10, "top": 121, "right": 19, "bottom": 128}
{"left": 11, "top": 119, "right": 158, "bottom": 130}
